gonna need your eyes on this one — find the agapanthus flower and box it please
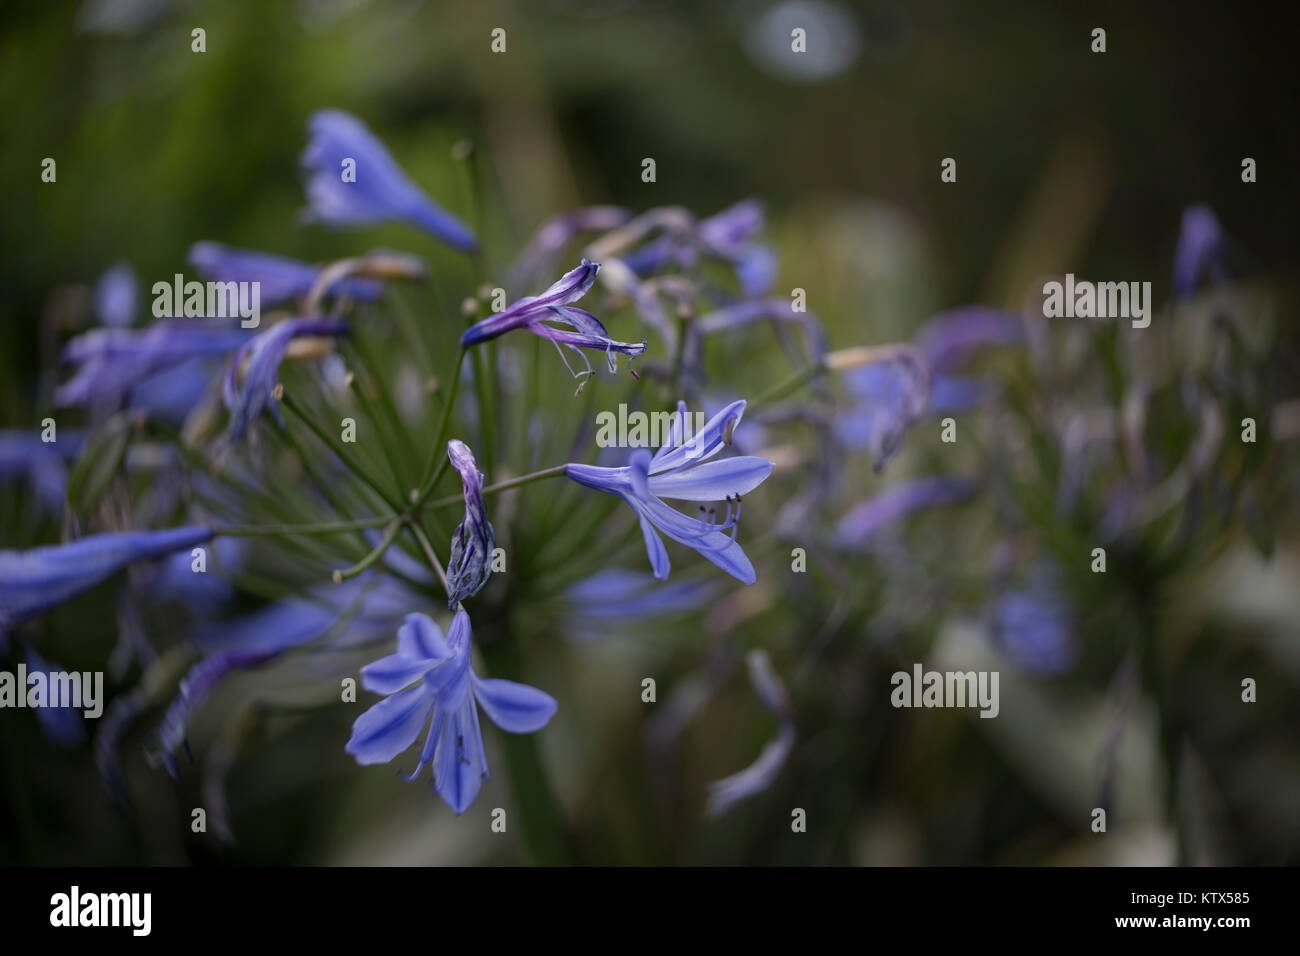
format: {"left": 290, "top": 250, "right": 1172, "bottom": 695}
{"left": 1173, "top": 203, "right": 1229, "bottom": 298}
{"left": 346, "top": 610, "right": 557, "bottom": 813}
{"left": 55, "top": 321, "right": 251, "bottom": 407}
{"left": 189, "top": 241, "right": 384, "bottom": 306}
{"left": 301, "top": 109, "right": 477, "bottom": 253}
{"left": 510, "top": 205, "right": 632, "bottom": 288}
{"left": 461, "top": 259, "right": 646, "bottom": 386}
{"left": 93, "top": 261, "right": 138, "bottom": 327}
{"left": 223, "top": 317, "right": 349, "bottom": 439}
{"left": 834, "top": 476, "right": 978, "bottom": 548}
{"left": 706, "top": 650, "right": 795, "bottom": 817}
{"left": 0, "top": 429, "right": 86, "bottom": 515}
{"left": 565, "top": 399, "right": 773, "bottom": 583}
{"left": 0, "top": 526, "right": 213, "bottom": 632}
{"left": 834, "top": 348, "right": 931, "bottom": 469}
{"left": 445, "top": 440, "right": 495, "bottom": 608}
{"left": 992, "top": 566, "right": 1076, "bottom": 675}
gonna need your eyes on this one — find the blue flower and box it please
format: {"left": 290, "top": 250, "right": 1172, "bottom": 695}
{"left": 462, "top": 259, "right": 646, "bottom": 387}
{"left": 301, "top": 109, "right": 478, "bottom": 253}
{"left": 445, "top": 440, "right": 495, "bottom": 608}
{"left": 565, "top": 400, "right": 773, "bottom": 583}
{"left": 0, "top": 429, "right": 86, "bottom": 515}
{"left": 993, "top": 567, "right": 1076, "bottom": 675}
{"left": 223, "top": 317, "right": 349, "bottom": 439}
{"left": 0, "top": 526, "right": 213, "bottom": 632}
{"left": 56, "top": 321, "right": 251, "bottom": 408}
{"left": 189, "top": 242, "right": 384, "bottom": 306}
{"left": 1173, "top": 204, "right": 1228, "bottom": 298}
{"left": 834, "top": 476, "right": 978, "bottom": 548}
{"left": 93, "top": 261, "right": 138, "bottom": 328}
{"left": 621, "top": 199, "right": 777, "bottom": 297}
{"left": 833, "top": 350, "right": 931, "bottom": 469}
{"left": 346, "top": 610, "right": 557, "bottom": 814}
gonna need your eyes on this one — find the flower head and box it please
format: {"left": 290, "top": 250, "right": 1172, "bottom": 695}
{"left": 462, "top": 259, "right": 645, "bottom": 388}
{"left": 223, "top": 317, "right": 349, "bottom": 439}
{"left": 445, "top": 440, "right": 495, "bottom": 608}
{"left": 346, "top": 610, "right": 557, "bottom": 813}
{"left": 56, "top": 321, "right": 251, "bottom": 408}
{"left": 565, "top": 400, "right": 773, "bottom": 583}
{"left": 301, "top": 109, "right": 477, "bottom": 253}
{"left": 0, "top": 526, "right": 213, "bottom": 632}
{"left": 189, "top": 242, "right": 384, "bottom": 306}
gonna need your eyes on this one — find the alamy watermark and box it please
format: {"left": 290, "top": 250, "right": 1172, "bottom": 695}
{"left": 1042, "top": 273, "right": 1151, "bottom": 329}
{"left": 152, "top": 273, "right": 260, "bottom": 327}
{"left": 890, "top": 664, "right": 999, "bottom": 718}
{"left": 0, "top": 664, "right": 103, "bottom": 718}
{"left": 595, "top": 403, "right": 707, "bottom": 450}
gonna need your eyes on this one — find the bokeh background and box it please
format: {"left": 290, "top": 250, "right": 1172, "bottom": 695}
{"left": 2, "top": 0, "right": 1298, "bottom": 865}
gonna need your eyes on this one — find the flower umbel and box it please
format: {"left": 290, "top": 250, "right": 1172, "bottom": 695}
{"left": 346, "top": 611, "right": 557, "bottom": 814}
{"left": 565, "top": 400, "right": 773, "bottom": 583}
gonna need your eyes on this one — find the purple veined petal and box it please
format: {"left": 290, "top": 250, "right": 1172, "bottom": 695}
{"left": 650, "top": 399, "right": 747, "bottom": 473}
{"left": 360, "top": 652, "right": 441, "bottom": 695}
{"left": 647, "top": 455, "right": 774, "bottom": 501}
{"left": 652, "top": 400, "right": 691, "bottom": 467}
{"left": 400, "top": 708, "right": 445, "bottom": 783}
{"left": 637, "top": 496, "right": 757, "bottom": 584}
{"left": 345, "top": 683, "right": 436, "bottom": 766}
{"left": 397, "top": 612, "right": 451, "bottom": 661}
{"left": 637, "top": 510, "right": 672, "bottom": 580}
{"left": 0, "top": 526, "right": 214, "bottom": 632}
{"left": 432, "top": 695, "right": 487, "bottom": 814}
{"left": 705, "top": 721, "right": 796, "bottom": 817}
{"left": 460, "top": 259, "right": 602, "bottom": 348}
{"left": 471, "top": 674, "right": 557, "bottom": 733}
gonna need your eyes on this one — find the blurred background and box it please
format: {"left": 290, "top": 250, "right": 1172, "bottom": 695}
{"left": 1, "top": 0, "right": 1298, "bottom": 865}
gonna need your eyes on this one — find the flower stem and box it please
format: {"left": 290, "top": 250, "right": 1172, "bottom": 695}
{"left": 421, "top": 465, "right": 567, "bottom": 511}
{"left": 332, "top": 517, "right": 403, "bottom": 581}
{"left": 279, "top": 388, "right": 405, "bottom": 513}
{"left": 412, "top": 348, "right": 468, "bottom": 507}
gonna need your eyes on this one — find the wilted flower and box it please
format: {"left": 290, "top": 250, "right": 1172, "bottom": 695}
{"left": 223, "top": 317, "right": 349, "bottom": 439}
{"left": 346, "top": 610, "right": 557, "bottom": 813}
{"left": 56, "top": 321, "right": 251, "bottom": 408}
{"left": 565, "top": 400, "right": 773, "bottom": 583}
{"left": 301, "top": 109, "right": 477, "bottom": 253}
{"left": 189, "top": 242, "right": 384, "bottom": 306}
{"left": 0, "top": 526, "right": 213, "bottom": 632}
{"left": 445, "top": 440, "right": 495, "bottom": 608}
{"left": 462, "top": 259, "right": 646, "bottom": 386}
{"left": 706, "top": 650, "right": 795, "bottom": 816}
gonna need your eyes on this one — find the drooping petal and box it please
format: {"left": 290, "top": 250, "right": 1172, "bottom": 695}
{"left": 471, "top": 674, "right": 558, "bottom": 733}
{"left": 432, "top": 694, "right": 487, "bottom": 814}
{"left": 345, "top": 684, "right": 436, "bottom": 766}
{"left": 637, "top": 496, "right": 757, "bottom": 584}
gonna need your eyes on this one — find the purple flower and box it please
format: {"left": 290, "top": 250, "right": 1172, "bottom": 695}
{"left": 834, "top": 476, "right": 978, "bottom": 548}
{"left": 223, "top": 317, "right": 349, "bottom": 439}
{"left": 462, "top": 259, "right": 646, "bottom": 386}
{"left": 565, "top": 400, "right": 773, "bottom": 583}
{"left": 621, "top": 199, "right": 777, "bottom": 298}
{"left": 992, "top": 567, "right": 1076, "bottom": 675}
{"left": 913, "top": 307, "right": 1024, "bottom": 375}
{"left": 510, "top": 205, "right": 633, "bottom": 288}
{"left": 695, "top": 297, "right": 828, "bottom": 368}
{"left": 301, "top": 109, "right": 477, "bottom": 253}
{"left": 93, "top": 261, "right": 138, "bottom": 328}
{"left": 346, "top": 610, "right": 557, "bottom": 814}
{"left": 445, "top": 440, "right": 495, "bottom": 608}
{"left": 0, "top": 526, "right": 213, "bottom": 632}
{"left": 189, "top": 242, "right": 384, "bottom": 306}
{"left": 0, "top": 429, "right": 86, "bottom": 515}
{"left": 706, "top": 650, "right": 795, "bottom": 817}
{"left": 55, "top": 321, "right": 251, "bottom": 407}
{"left": 1173, "top": 204, "right": 1228, "bottom": 298}
{"left": 834, "top": 349, "right": 931, "bottom": 469}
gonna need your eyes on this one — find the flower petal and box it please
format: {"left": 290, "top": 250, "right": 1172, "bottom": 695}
{"left": 472, "top": 674, "right": 558, "bottom": 733}
{"left": 345, "top": 684, "right": 435, "bottom": 766}
{"left": 647, "top": 456, "right": 773, "bottom": 501}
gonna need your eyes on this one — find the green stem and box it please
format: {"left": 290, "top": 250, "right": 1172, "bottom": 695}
{"left": 333, "top": 518, "right": 404, "bottom": 581}
{"left": 279, "top": 389, "right": 405, "bottom": 513}
{"left": 422, "top": 465, "right": 567, "bottom": 511}
{"left": 413, "top": 348, "right": 468, "bottom": 506}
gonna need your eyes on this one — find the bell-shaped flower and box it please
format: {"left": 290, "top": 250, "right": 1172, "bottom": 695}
{"left": 445, "top": 440, "right": 495, "bottom": 608}
{"left": 346, "top": 610, "right": 557, "bottom": 814}
{"left": 565, "top": 400, "right": 773, "bottom": 583}
{"left": 223, "top": 317, "right": 349, "bottom": 439}
{"left": 462, "top": 259, "right": 645, "bottom": 387}
{"left": 0, "top": 526, "right": 213, "bottom": 632}
{"left": 301, "top": 109, "right": 477, "bottom": 253}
